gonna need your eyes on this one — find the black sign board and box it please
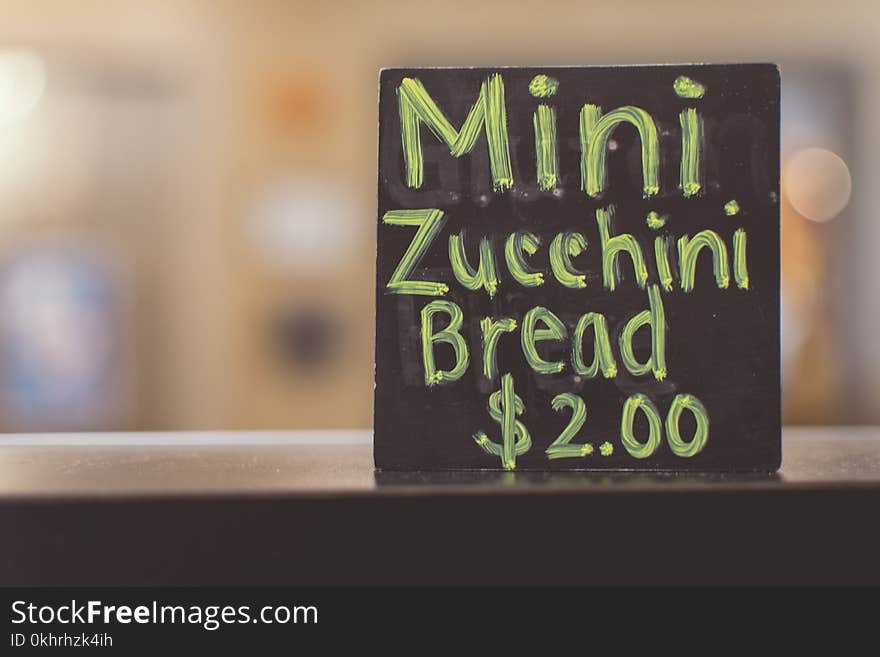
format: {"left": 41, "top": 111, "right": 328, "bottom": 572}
{"left": 374, "top": 65, "right": 780, "bottom": 471}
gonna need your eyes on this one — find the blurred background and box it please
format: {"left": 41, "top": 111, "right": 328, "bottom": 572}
{"left": 0, "top": 0, "right": 871, "bottom": 432}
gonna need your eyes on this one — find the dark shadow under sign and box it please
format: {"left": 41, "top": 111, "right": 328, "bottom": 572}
{"left": 374, "top": 65, "right": 780, "bottom": 471}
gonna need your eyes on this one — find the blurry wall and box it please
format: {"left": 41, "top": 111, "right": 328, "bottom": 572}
{"left": 0, "top": 0, "right": 874, "bottom": 430}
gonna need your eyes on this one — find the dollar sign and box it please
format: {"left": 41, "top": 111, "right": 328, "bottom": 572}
{"left": 473, "top": 373, "right": 532, "bottom": 470}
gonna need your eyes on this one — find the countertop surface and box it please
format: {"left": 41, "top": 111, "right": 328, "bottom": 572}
{"left": 3, "top": 427, "right": 879, "bottom": 585}
{"left": 1, "top": 426, "right": 879, "bottom": 499}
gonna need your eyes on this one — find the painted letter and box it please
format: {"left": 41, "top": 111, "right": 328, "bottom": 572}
{"left": 421, "top": 300, "right": 469, "bottom": 386}
{"left": 679, "top": 108, "right": 703, "bottom": 197}
{"left": 504, "top": 231, "right": 544, "bottom": 288}
{"left": 480, "top": 316, "right": 517, "bottom": 381}
{"left": 572, "top": 312, "right": 617, "bottom": 378}
{"left": 530, "top": 75, "right": 560, "bottom": 190}
{"left": 734, "top": 228, "right": 749, "bottom": 290}
{"left": 521, "top": 306, "right": 567, "bottom": 375}
{"left": 449, "top": 232, "right": 499, "bottom": 298}
{"left": 678, "top": 229, "right": 730, "bottom": 292}
{"left": 383, "top": 208, "right": 448, "bottom": 296}
{"left": 596, "top": 205, "right": 648, "bottom": 291}
{"left": 654, "top": 235, "right": 675, "bottom": 292}
{"left": 398, "top": 75, "right": 513, "bottom": 191}
{"left": 550, "top": 232, "right": 588, "bottom": 289}
{"left": 580, "top": 104, "right": 659, "bottom": 198}
{"left": 619, "top": 285, "right": 667, "bottom": 381}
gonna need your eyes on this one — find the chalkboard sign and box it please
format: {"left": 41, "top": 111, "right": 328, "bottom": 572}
{"left": 374, "top": 65, "right": 780, "bottom": 471}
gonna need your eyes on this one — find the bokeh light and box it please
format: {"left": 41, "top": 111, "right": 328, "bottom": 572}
{"left": 784, "top": 147, "right": 852, "bottom": 223}
{"left": 0, "top": 49, "right": 46, "bottom": 125}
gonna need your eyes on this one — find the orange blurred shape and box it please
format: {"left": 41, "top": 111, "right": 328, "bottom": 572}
{"left": 265, "top": 71, "right": 332, "bottom": 132}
